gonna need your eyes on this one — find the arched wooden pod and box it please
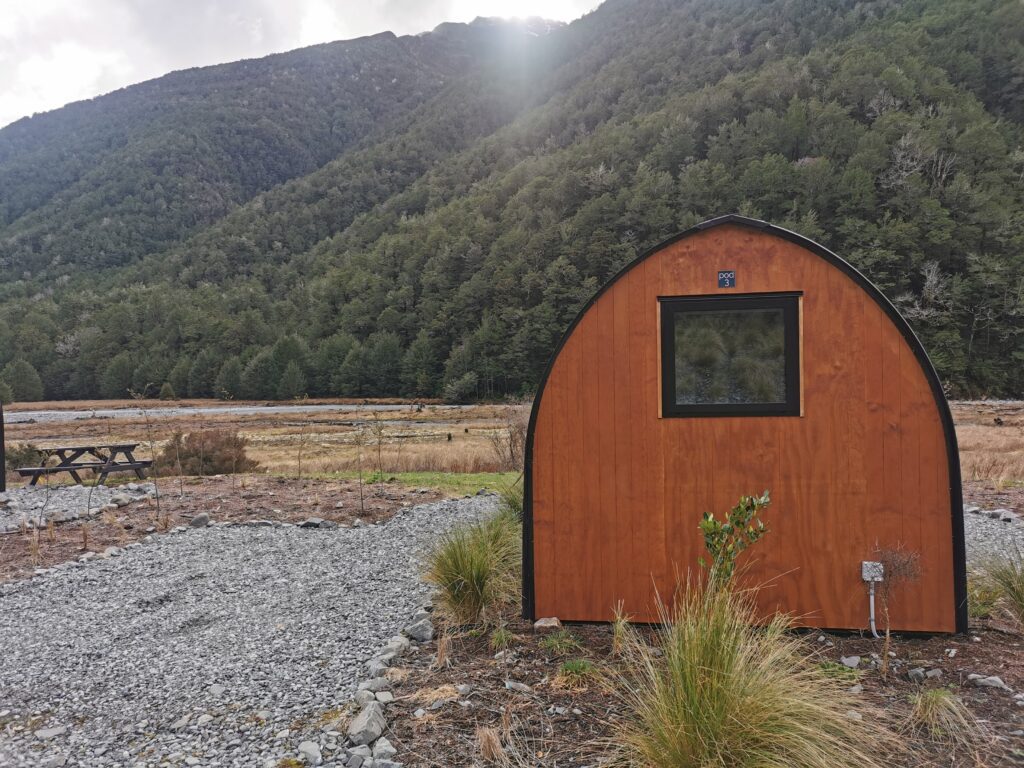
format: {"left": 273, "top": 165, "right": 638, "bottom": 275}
{"left": 523, "top": 215, "right": 966, "bottom": 633}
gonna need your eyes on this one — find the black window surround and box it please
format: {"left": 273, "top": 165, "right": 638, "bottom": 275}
{"left": 660, "top": 292, "right": 802, "bottom": 418}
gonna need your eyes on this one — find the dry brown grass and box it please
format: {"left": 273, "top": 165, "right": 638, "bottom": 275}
{"left": 477, "top": 725, "right": 507, "bottom": 763}
{"left": 953, "top": 403, "right": 1024, "bottom": 486}
{"left": 410, "top": 684, "right": 460, "bottom": 705}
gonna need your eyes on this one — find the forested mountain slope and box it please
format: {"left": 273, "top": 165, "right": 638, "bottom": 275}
{"left": 0, "top": 0, "right": 1022, "bottom": 402}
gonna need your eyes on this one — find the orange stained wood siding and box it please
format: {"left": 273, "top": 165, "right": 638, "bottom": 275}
{"left": 528, "top": 222, "right": 962, "bottom": 632}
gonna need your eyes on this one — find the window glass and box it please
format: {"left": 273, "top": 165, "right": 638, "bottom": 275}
{"left": 660, "top": 294, "right": 800, "bottom": 417}
{"left": 673, "top": 308, "right": 786, "bottom": 405}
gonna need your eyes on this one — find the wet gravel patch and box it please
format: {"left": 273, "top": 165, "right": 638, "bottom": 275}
{"left": 0, "top": 495, "right": 494, "bottom": 767}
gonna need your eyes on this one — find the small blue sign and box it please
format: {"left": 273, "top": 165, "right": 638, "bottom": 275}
{"left": 718, "top": 270, "right": 736, "bottom": 288}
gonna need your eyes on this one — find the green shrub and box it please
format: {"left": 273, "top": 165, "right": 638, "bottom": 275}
{"left": 426, "top": 511, "right": 521, "bottom": 626}
{"left": 614, "top": 582, "right": 899, "bottom": 768}
{"left": 0, "top": 379, "right": 12, "bottom": 404}
{"left": 4, "top": 442, "right": 42, "bottom": 471}
{"left": 699, "top": 490, "right": 770, "bottom": 584}
{"left": 154, "top": 430, "right": 259, "bottom": 476}
{"left": 157, "top": 382, "right": 177, "bottom": 400}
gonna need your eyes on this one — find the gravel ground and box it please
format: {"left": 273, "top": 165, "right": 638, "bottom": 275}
{"left": 0, "top": 483, "right": 156, "bottom": 533}
{"left": 964, "top": 506, "right": 1024, "bottom": 564}
{"left": 0, "top": 495, "right": 494, "bottom": 767}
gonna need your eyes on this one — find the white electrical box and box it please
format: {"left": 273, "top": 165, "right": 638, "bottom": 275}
{"left": 861, "top": 561, "right": 884, "bottom": 582}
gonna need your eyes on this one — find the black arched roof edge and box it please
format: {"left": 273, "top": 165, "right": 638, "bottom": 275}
{"left": 522, "top": 214, "right": 967, "bottom": 634}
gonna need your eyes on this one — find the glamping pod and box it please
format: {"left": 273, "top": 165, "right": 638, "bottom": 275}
{"left": 524, "top": 215, "right": 966, "bottom": 633}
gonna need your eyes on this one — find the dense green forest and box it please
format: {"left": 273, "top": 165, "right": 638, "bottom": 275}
{"left": 0, "top": 0, "right": 1022, "bottom": 402}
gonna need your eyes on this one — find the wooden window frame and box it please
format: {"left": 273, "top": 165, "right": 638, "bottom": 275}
{"left": 659, "top": 292, "right": 802, "bottom": 418}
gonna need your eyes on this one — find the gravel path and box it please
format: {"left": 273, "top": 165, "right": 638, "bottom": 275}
{"left": 0, "top": 496, "right": 494, "bottom": 767}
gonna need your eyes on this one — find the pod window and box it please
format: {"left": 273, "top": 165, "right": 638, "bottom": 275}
{"left": 660, "top": 293, "right": 801, "bottom": 417}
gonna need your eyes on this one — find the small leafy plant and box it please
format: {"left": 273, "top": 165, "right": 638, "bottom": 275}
{"left": 819, "top": 661, "right": 860, "bottom": 682}
{"left": 699, "top": 490, "right": 770, "bottom": 583}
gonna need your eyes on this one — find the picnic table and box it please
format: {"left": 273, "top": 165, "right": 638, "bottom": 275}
{"left": 17, "top": 443, "right": 153, "bottom": 486}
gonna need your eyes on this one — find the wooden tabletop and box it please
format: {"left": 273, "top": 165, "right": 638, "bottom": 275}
{"left": 39, "top": 443, "right": 139, "bottom": 453}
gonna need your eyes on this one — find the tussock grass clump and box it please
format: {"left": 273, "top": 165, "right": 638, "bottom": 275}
{"left": 975, "top": 553, "right": 1024, "bottom": 626}
{"left": 906, "top": 688, "right": 988, "bottom": 752}
{"left": 967, "top": 572, "right": 1003, "bottom": 619}
{"left": 490, "top": 626, "right": 515, "bottom": 652}
{"left": 476, "top": 725, "right": 506, "bottom": 763}
{"left": 614, "top": 583, "right": 900, "bottom": 768}
{"left": 555, "top": 658, "right": 599, "bottom": 690}
{"left": 426, "top": 510, "right": 521, "bottom": 626}
{"left": 497, "top": 480, "right": 523, "bottom": 521}
{"left": 539, "top": 629, "right": 582, "bottom": 656}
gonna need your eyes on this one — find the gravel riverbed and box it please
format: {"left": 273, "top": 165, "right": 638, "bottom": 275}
{"left": 0, "top": 495, "right": 494, "bottom": 767}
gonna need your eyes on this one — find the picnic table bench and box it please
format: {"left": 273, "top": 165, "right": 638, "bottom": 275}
{"left": 17, "top": 443, "right": 153, "bottom": 486}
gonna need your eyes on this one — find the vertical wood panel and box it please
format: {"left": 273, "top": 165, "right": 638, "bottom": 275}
{"left": 612, "top": 274, "right": 639, "bottom": 613}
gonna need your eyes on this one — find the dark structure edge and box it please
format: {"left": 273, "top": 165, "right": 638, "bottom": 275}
{"left": 521, "top": 213, "right": 967, "bottom": 634}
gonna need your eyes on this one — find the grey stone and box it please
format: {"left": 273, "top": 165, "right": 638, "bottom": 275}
{"left": 358, "top": 677, "right": 391, "bottom": 692}
{"left": 840, "top": 656, "right": 860, "bottom": 669}
{"left": 300, "top": 518, "right": 325, "bottom": 529}
{"left": 403, "top": 618, "right": 433, "bottom": 643}
{"left": 347, "top": 702, "right": 386, "bottom": 746}
{"left": 372, "top": 736, "right": 397, "bottom": 759}
{"left": 970, "top": 674, "right": 1011, "bottom": 691}
{"left": 110, "top": 494, "right": 132, "bottom": 507}
{"left": 298, "top": 740, "right": 323, "bottom": 764}
{"left": 171, "top": 714, "right": 190, "bottom": 730}
{"left": 189, "top": 512, "right": 210, "bottom": 528}
{"left": 505, "top": 680, "right": 532, "bottom": 693}
{"left": 42, "top": 755, "right": 67, "bottom": 768}
{"left": 908, "top": 667, "right": 926, "bottom": 684}
{"left": 354, "top": 689, "right": 376, "bottom": 707}
{"left": 196, "top": 713, "right": 214, "bottom": 725}
{"left": 533, "top": 617, "right": 562, "bottom": 632}
{"left": 34, "top": 725, "right": 68, "bottom": 740}
{"left": 376, "top": 691, "right": 394, "bottom": 704}
{"left": 926, "top": 668, "right": 943, "bottom": 679}
{"left": 209, "top": 683, "right": 226, "bottom": 696}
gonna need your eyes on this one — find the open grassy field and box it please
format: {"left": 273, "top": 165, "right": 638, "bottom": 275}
{"left": 4, "top": 398, "right": 1023, "bottom": 491}
{"left": 3, "top": 399, "right": 528, "bottom": 491}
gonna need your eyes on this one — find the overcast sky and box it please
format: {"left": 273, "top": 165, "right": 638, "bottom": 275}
{"left": 0, "top": 0, "right": 600, "bottom": 129}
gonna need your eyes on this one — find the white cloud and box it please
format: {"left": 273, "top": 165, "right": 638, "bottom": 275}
{"left": 0, "top": 0, "right": 600, "bottom": 129}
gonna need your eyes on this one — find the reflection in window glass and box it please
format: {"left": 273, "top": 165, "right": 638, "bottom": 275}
{"left": 673, "top": 308, "right": 786, "bottom": 405}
